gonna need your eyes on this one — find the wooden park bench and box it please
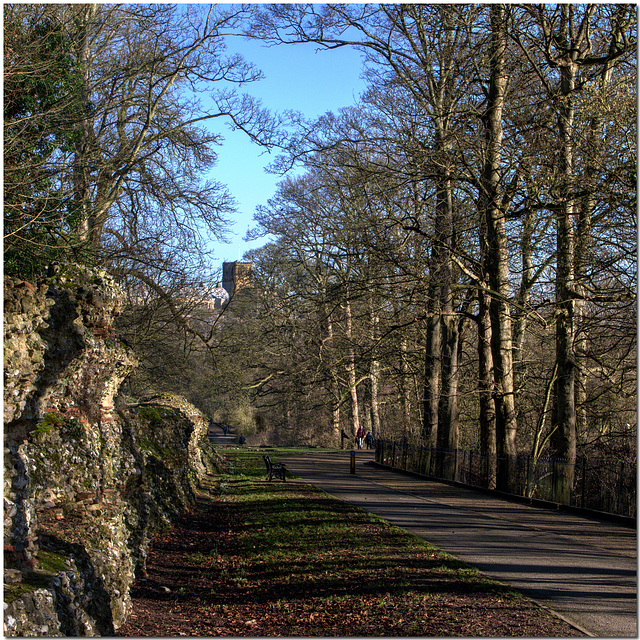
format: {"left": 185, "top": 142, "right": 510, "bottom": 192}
{"left": 263, "top": 455, "right": 286, "bottom": 482}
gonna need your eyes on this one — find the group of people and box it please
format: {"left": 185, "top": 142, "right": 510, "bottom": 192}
{"left": 355, "top": 426, "right": 375, "bottom": 450}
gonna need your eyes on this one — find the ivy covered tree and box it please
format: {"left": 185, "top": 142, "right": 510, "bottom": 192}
{"left": 4, "top": 4, "right": 86, "bottom": 278}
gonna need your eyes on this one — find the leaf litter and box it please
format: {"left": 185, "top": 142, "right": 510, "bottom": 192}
{"left": 116, "top": 454, "right": 585, "bottom": 637}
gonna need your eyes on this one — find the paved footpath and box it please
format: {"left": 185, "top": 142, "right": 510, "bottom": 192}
{"left": 283, "top": 451, "right": 637, "bottom": 638}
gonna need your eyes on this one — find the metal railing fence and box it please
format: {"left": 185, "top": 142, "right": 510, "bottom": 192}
{"left": 375, "top": 439, "right": 636, "bottom": 519}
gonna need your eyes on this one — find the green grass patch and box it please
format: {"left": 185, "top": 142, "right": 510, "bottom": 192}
{"left": 37, "top": 550, "right": 68, "bottom": 574}
{"left": 121, "top": 449, "right": 580, "bottom": 637}
{"left": 216, "top": 450, "right": 520, "bottom": 603}
{"left": 36, "top": 412, "right": 66, "bottom": 435}
{"left": 4, "top": 578, "right": 50, "bottom": 603}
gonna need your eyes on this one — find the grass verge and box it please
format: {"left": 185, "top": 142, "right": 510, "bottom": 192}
{"left": 117, "top": 449, "right": 585, "bottom": 637}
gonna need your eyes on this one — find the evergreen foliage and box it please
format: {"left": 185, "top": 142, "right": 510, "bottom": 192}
{"left": 4, "top": 5, "right": 88, "bottom": 278}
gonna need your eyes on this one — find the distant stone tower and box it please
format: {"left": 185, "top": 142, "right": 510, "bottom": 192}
{"left": 222, "top": 261, "right": 253, "bottom": 298}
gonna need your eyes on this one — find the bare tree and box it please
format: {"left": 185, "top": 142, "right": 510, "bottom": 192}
{"left": 67, "top": 4, "right": 283, "bottom": 253}
{"left": 511, "top": 3, "right": 636, "bottom": 499}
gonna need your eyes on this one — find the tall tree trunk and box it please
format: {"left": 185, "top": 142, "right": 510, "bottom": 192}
{"left": 438, "top": 312, "right": 459, "bottom": 479}
{"left": 422, "top": 292, "right": 441, "bottom": 447}
{"left": 574, "top": 187, "right": 592, "bottom": 451}
{"left": 320, "top": 296, "right": 341, "bottom": 446}
{"left": 574, "top": 59, "right": 613, "bottom": 451}
{"left": 482, "top": 4, "right": 518, "bottom": 490}
{"left": 400, "top": 338, "right": 413, "bottom": 431}
{"left": 512, "top": 203, "right": 535, "bottom": 404}
{"left": 421, "top": 7, "right": 459, "bottom": 452}
{"left": 362, "top": 386, "right": 372, "bottom": 434}
{"left": 72, "top": 4, "right": 96, "bottom": 246}
{"left": 528, "top": 3, "right": 635, "bottom": 503}
{"left": 331, "top": 398, "right": 341, "bottom": 447}
{"left": 478, "top": 287, "right": 497, "bottom": 489}
{"left": 344, "top": 297, "right": 361, "bottom": 438}
{"left": 551, "top": 45, "right": 578, "bottom": 504}
{"left": 477, "top": 126, "right": 497, "bottom": 489}
{"left": 370, "top": 358, "right": 380, "bottom": 436}
{"left": 369, "top": 300, "right": 381, "bottom": 437}
{"left": 425, "top": 145, "right": 457, "bottom": 451}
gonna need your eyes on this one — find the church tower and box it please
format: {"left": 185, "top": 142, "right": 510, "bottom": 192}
{"left": 222, "top": 261, "right": 253, "bottom": 298}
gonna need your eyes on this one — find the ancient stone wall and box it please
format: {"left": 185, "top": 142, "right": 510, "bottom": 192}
{"left": 4, "top": 267, "right": 219, "bottom": 636}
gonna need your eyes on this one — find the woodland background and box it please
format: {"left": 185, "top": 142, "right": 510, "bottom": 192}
{"left": 4, "top": 4, "right": 636, "bottom": 497}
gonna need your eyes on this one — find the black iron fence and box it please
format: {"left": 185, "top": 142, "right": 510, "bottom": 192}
{"left": 375, "top": 439, "right": 636, "bottom": 519}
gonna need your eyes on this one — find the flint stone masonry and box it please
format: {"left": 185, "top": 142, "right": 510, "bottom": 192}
{"left": 4, "top": 266, "right": 220, "bottom": 636}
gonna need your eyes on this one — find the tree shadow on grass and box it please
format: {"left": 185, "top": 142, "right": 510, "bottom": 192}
{"left": 129, "top": 480, "right": 512, "bottom": 607}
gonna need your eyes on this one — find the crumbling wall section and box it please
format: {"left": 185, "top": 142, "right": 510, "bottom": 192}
{"left": 4, "top": 267, "right": 219, "bottom": 636}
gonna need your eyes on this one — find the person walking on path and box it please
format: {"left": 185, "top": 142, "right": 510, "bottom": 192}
{"left": 356, "top": 426, "right": 366, "bottom": 449}
{"left": 365, "top": 431, "right": 374, "bottom": 449}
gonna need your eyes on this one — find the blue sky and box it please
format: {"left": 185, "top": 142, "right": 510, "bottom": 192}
{"left": 203, "top": 36, "right": 367, "bottom": 276}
